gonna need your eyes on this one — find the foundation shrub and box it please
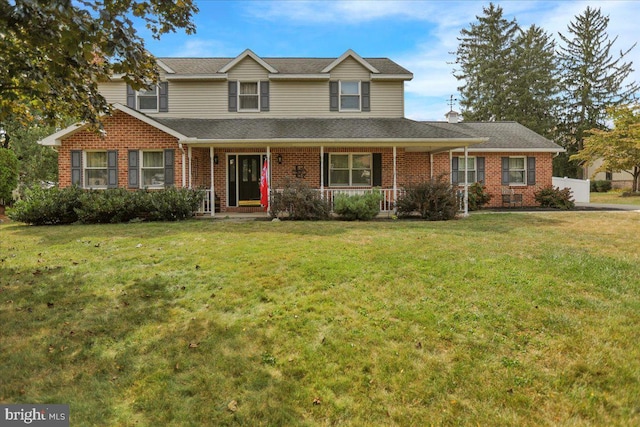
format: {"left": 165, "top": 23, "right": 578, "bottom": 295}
{"left": 396, "top": 177, "right": 458, "bottom": 221}
{"left": 8, "top": 186, "right": 83, "bottom": 225}
{"left": 270, "top": 177, "right": 330, "bottom": 220}
{"left": 468, "top": 182, "right": 492, "bottom": 211}
{"left": 333, "top": 190, "right": 382, "bottom": 221}
{"left": 534, "top": 186, "right": 575, "bottom": 210}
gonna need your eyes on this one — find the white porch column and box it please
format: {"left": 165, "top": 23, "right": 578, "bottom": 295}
{"left": 320, "top": 146, "right": 324, "bottom": 198}
{"left": 393, "top": 146, "right": 397, "bottom": 211}
{"left": 187, "top": 146, "right": 192, "bottom": 189}
{"left": 463, "top": 146, "right": 469, "bottom": 217}
{"left": 266, "top": 146, "right": 271, "bottom": 211}
{"left": 214, "top": 147, "right": 216, "bottom": 216}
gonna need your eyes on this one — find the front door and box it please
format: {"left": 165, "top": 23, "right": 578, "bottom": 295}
{"left": 230, "top": 155, "right": 261, "bottom": 206}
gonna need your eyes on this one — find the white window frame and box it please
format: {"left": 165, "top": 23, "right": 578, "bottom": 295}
{"left": 329, "top": 153, "right": 372, "bottom": 187}
{"left": 508, "top": 156, "right": 527, "bottom": 185}
{"left": 140, "top": 150, "right": 165, "bottom": 188}
{"left": 84, "top": 151, "right": 108, "bottom": 189}
{"left": 137, "top": 85, "right": 159, "bottom": 113}
{"left": 339, "top": 81, "right": 361, "bottom": 112}
{"left": 456, "top": 156, "right": 477, "bottom": 185}
{"left": 238, "top": 81, "right": 260, "bottom": 112}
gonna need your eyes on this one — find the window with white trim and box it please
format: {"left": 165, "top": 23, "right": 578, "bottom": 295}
{"left": 508, "top": 157, "right": 526, "bottom": 184}
{"left": 84, "top": 151, "right": 108, "bottom": 188}
{"left": 456, "top": 157, "right": 476, "bottom": 184}
{"left": 137, "top": 86, "right": 159, "bottom": 112}
{"left": 141, "top": 151, "right": 165, "bottom": 187}
{"left": 340, "top": 81, "right": 360, "bottom": 111}
{"left": 329, "top": 153, "right": 372, "bottom": 186}
{"left": 239, "top": 82, "right": 259, "bottom": 111}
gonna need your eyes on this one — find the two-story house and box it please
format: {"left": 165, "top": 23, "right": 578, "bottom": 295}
{"left": 40, "top": 49, "right": 563, "bottom": 214}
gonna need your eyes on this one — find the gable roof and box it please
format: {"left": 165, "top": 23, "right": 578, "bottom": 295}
{"left": 218, "top": 48, "right": 278, "bottom": 74}
{"left": 424, "top": 121, "right": 564, "bottom": 152}
{"left": 321, "top": 49, "right": 379, "bottom": 73}
{"left": 157, "top": 53, "right": 411, "bottom": 77}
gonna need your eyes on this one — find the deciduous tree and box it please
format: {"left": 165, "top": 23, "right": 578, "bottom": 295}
{"left": 0, "top": 0, "right": 198, "bottom": 127}
{"left": 571, "top": 105, "right": 640, "bottom": 192}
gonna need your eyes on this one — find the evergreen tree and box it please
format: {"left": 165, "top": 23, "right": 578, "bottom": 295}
{"left": 455, "top": 3, "right": 518, "bottom": 121}
{"left": 508, "top": 25, "right": 560, "bottom": 138}
{"left": 557, "top": 6, "right": 639, "bottom": 176}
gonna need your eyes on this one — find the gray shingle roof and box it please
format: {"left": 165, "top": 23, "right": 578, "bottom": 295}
{"left": 424, "top": 121, "right": 563, "bottom": 151}
{"left": 153, "top": 118, "right": 476, "bottom": 141}
{"left": 158, "top": 57, "right": 411, "bottom": 75}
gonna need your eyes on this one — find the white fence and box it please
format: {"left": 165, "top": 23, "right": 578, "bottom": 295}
{"left": 552, "top": 177, "right": 590, "bottom": 203}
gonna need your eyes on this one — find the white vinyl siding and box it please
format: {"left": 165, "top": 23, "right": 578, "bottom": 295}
{"left": 98, "top": 81, "right": 127, "bottom": 105}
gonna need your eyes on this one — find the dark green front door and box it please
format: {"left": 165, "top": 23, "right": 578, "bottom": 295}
{"left": 237, "top": 155, "right": 261, "bottom": 206}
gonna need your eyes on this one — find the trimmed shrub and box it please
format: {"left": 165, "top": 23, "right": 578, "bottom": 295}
{"left": 534, "top": 186, "right": 575, "bottom": 210}
{"left": 467, "top": 182, "right": 492, "bottom": 211}
{"left": 270, "top": 178, "right": 330, "bottom": 220}
{"left": 590, "top": 180, "right": 612, "bottom": 193}
{"left": 396, "top": 177, "right": 458, "bottom": 221}
{"left": 333, "top": 190, "right": 382, "bottom": 221}
{"left": 8, "top": 187, "right": 205, "bottom": 225}
{"left": 8, "top": 186, "right": 83, "bottom": 225}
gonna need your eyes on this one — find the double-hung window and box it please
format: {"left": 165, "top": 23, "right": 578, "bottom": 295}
{"left": 85, "top": 151, "right": 108, "bottom": 188}
{"left": 508, "top": 157, "right": 526, "bottom": 185}
{"left": 239, "top": 82, "right": 259, "bottom": 111}
{"left": 329, "top": 153, "right": 372, "bottom": 186}
{"left": 138, "top": 86, "right": 159, "bottom": 112}
{"left": 456, "top": 157, "right": 476, "bottom": 184}
{"left": 141, "top": 151, "right": 165, "bottom": 187}
{"left": 340, "top": 81, "right": 360, "bottom": 111}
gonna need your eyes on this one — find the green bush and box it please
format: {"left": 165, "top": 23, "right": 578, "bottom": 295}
{"left": 333, "top": 190, "right": 382, "bottom": 221}
{"left": 270, "top": 178, "right": 330, "bottom": 220}
{"left": 396, "top": 177, "right": 458, "bottom": 221}
{"left": 534, "top": 186, "right": 575, "bottom": 210}
{"left": 8, "top": 187, "right": 205, "bottom": 225}
{"left": 590, "top": 180, "right": 612, "bottom": 193}
{"left": 467, "top": 182, "right": 492, "bottom": 211}
{"left": 8, "top": 186, "right": 83, "bottom": 225}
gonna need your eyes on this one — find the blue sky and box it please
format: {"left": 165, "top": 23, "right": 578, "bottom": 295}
{"left": 140, "top": 0, "right": 640, "bottom": 121}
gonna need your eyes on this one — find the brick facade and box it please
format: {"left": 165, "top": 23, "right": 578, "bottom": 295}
{"left": 57, "top": 112, "right": 555, "bottom": 211}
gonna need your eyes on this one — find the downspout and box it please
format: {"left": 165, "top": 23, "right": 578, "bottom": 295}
{"left": 430, "top": 153, "right": 434, "bottom": 180}
{"left": 210, "top": 147, "right": 215, "bottom": 217}
{"left": 179, "top": 143, "right": 186, "bottom": 188}
{"left": 187, "top": 146, "right": 192, "bottom": 189}
{"left": 320, "top": 146, "right": 324, "bottom": 198}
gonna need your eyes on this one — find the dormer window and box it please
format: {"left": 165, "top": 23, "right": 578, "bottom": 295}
{"left": 340, "top": 81, "right": 360, "bottom": 111}
{"left": 239, "top": 82, "right": 259, "bottom": 111}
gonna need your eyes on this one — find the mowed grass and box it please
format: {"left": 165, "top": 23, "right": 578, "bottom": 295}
{"left": 1, "top": 213, "right": 639, "bottom": 426}
{"left": 590, "top": 190, "right": 640, "bottom": 205}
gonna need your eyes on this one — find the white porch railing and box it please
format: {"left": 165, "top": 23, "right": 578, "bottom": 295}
{"left": 197, "top": 187, "right": 470, "bottom": 215}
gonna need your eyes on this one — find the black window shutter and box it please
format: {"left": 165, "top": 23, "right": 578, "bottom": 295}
{"left": 71, "top": 150, "right": 82, "bottom": 187}
{"left": 477, "top": 157, "right": 485, "bottom": 183}
{"left": 329, "top": 82, "right": 339, "bottom": 111}
{"left": 323, "top": 153, "right": 329, "bottom": 186}
{"left": 228, "top": 81, "right": 237, "bottom": 112}
{"left": 501, "top": 157, "right": 510, "bottom": 185}
{"left": 451, "top": 156, "right": 459, "bottom": 185}
{"left": 128, "top": 150, "right": 139, "bottom": 189}
{"left": 260, "top": 81, "right": 269, "bottom": 111}
{"left": 361, "top": 82, "right": 370, "bottom": 112}
{"left": 164, "top": 149, "right": 175, "bottom": 186}
{"left": 372, "top": 153, "right": 382, "bottom": 186}
{"left": 159, "top": 82, "right": 169, "bottom": 112}
{"left": 527, "top": 157, "right": 536, "bottom": 186}
{"left": 126, "top": 85, "right": 136, "bottom": 109}
{"left": 107, "top": 150, "right": 118, "bottom": 188}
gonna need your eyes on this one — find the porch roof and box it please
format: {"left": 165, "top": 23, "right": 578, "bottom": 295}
{"left": 153, "top": 117, "right": 486, "bottom": 150}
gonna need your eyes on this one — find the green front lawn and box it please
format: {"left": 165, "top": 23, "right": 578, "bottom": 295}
{"left": 1, "top": 214, "right": 639, "bottom": 425}
{"left": 590, "top": 190, "right": 640, "bottom": 205}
